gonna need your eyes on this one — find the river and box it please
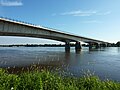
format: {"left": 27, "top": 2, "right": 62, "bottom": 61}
{"left": 0, "top": 47, "right": 120, "bottom": 81}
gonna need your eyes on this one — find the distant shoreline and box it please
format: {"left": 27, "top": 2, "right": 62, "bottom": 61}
{"left": 0, "top": 43, "right": 120, "bottom": 47}
{"left": 0, "top": 44, "right": 78, "bottom": 47}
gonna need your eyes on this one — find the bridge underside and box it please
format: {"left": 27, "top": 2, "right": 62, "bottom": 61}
{"left": 0, "top": 32, "right": 109, "bottom": 52}
{"left": 0, "top": 32, "right": 76, "bottom": 42}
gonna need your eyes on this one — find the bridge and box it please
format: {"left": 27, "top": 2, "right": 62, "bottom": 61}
{"left": 0, "top": 18, "right": 109, "bottom": 52}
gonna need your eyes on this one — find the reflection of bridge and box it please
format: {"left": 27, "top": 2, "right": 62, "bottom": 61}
{"left": 0, "top": 18, "right": 109, "bottom": 52}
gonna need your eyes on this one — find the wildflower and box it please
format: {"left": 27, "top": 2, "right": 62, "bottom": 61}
{"left": 11, "top": 87, "right": 14, "bottom": 90}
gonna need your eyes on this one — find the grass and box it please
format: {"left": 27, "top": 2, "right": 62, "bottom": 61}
{"left": 0, "top": 68, "right": 120, "bottom": 90}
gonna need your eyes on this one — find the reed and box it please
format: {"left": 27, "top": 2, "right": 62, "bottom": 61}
{"left": 0, "top": 68, "right": 120, "bottom": 90}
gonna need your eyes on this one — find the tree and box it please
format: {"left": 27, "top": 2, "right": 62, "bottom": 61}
{"left": 116, "top": 41, "right": 120, "bottom": 47}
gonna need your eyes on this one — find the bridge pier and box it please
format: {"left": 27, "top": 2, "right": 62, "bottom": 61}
{"left": 95, "top": 43, "right": 101, "bottom": 49}
{"left": 65, "top": 42, "right": 70, "bottom": 52}
{"left": 75, "top": 42, "right": 82, "bottom": 52}
{"left": 107, "top": 43, "right": 111, "bottom": 47}
{"left": 89, "top": 43, "right": 93, "bottom": 50}
{"left": 101, "top": 43, "right": 107, "bottom": 47}
{"left": 89, "top": 42, "right": 101, "bottom": 50}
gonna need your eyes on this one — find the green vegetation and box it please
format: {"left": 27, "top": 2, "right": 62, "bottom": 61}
{"left": 0, "top": 68, "right": 120, "bottom": 90}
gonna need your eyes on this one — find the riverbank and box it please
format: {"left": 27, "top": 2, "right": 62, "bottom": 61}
{"left": 0, "top": 68, "right": 120, "bottom": 90}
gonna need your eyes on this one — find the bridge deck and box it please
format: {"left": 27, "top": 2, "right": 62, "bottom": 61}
{"left": 0, "top": 18, "right": 108, "bottom": 44}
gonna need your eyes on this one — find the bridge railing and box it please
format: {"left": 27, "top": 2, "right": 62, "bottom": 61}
{"left": 0, "top": 16, "right": 82, "bottom": 36}
{"left": 0, "top": 16, "right": 38, "bottom": 26}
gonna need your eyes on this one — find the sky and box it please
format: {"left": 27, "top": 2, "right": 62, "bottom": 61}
{"left": 0, "top": 0, "right": 120, "bottom": 44}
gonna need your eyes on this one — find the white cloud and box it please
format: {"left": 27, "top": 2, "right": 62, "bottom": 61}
{"left": 61, "top": 10, "right": 97, "bottom": 16}
{"left": 60, "top": 10, "right": 111, "bottom": 17}
{"left": 97, "top": 11, "right": 111, "bottom": 15}
{"left": 0, "top": 0, "right": 23, "bottom": 6}
{"left": 82, "top": 20, "right": 102, "bottom": 24}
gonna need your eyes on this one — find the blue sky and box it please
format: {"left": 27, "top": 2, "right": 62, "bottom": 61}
{"left": 0, "top": 0, "right": 120, "bottom": 44}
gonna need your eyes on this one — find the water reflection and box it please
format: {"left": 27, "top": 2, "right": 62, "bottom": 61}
{"left": 118, "top": 47, "right": 120, "bottom": 52}
{"left": 75, "top": 50, "right": 81, "bottom": 54}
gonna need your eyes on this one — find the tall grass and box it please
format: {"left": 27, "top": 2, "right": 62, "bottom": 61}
{"left": 0, "top": 68, "right": 120, "bottom": 90}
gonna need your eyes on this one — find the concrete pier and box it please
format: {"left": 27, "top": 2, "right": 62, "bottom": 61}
{"left": 89, "top": 43, "right": 93, "bottom": 50}
{"left": 75, "top": 42, "right": 82, "bottom": 52}
{"left": 95, "top": 43, "right": 100, "bottom": 49}
{"left": 107, "top": 43, "right": 111, "bottom": 47}
{"left": 89, "top": 43, "right": 101, "bottom": 50}
{"left": 65, "top": 42, "right": 70, "bottom": 52}
{"left": 101, "top": 43, "right": 107, "bottom": 47}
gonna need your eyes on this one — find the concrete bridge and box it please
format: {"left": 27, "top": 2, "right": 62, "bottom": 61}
{"left": 0, "top": 18, "right": 109, "bottom": 52}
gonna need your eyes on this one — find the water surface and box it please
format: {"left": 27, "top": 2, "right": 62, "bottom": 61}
{"left": 0, "top": 47, "right": 120, "bottom": 81}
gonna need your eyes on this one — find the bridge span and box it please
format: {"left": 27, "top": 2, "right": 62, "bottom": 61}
{"left": 0, "top": 18, "right": 109, "bottom": 52}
